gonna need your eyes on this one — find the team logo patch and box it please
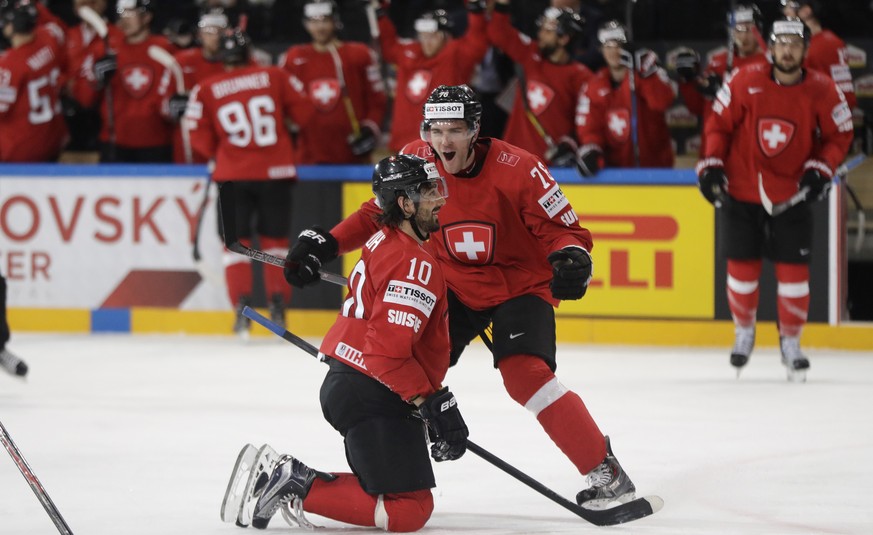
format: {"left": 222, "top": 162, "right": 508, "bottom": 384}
{"left": 308, "top": 78, "right": 340, "bottom": 112}
{"left": 538, "top": 184, "right": 569, "bottom": 218}
{"left": 442, "top": 222, "right": 495, "bottom": 266}
{"left": 496, "top": 151, "right": 520, "bottom": 166}
{"left": 405, "top": 70, "right": 432, "bottom": 102}
{"left": 413, "top": 145, "right": 434, "bottom": 159}
{"left": 121, "top": 64, "right": 154, "bottom": 98}
{"left": 606, "top": 109, "right": 631, "bottom": 143}
{"left": 335, "top": 341, "right": 366, "bottom": 369}
{"left": 525, "top": 80, "right": 554, "bottom": 115}
{"left": 757, "top": 118, "right": 795, "bottom": 157}
{"left": 383, "top": 280, "right": 437, "bottom": 317}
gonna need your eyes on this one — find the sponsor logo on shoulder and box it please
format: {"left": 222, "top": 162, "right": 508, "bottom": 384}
{"left": 387, "top": 309, "right": 422, "bottom": 333}
{"left": 538, "top": 184, "right": 569, "bottom": 218}
{"left": 496, "top": 151, "right": 520, "bottom": 166}
{"left": 383, "top": 280, "right": 436, "bottom": 317}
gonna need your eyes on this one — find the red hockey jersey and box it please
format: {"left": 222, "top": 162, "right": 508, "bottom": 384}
{"left": 378, "top": 11, "right": 488, "bottom": 152}
{"left": 186, "top": 65, "right": 311, "bottom": 181}
{"left": 319, "top": 227, "right": 449, "bottom": 402}
{"left": 702, "top": 63, "right": 853, "bottom": 204}
{"left": 279, "top": 41, "right": 386, "bottom": 164}
{"left": 805, "top": 30, "right": 856, "bottom": 109}
{"left": 170, "top": 48, "right": 226, "bottom": 163}
{"left": 0, "top": 32, "right": 68, "bottom": 162}
{"left": 331, "top": 138, "right": 593, "bottom": 310}
{"left": 487, "top": 8, "right": 592, "bottom": 160}
{"left": 576, "top": 66, "right": 675, "bottom": 169}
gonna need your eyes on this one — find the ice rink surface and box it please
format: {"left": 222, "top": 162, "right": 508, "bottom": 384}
{"left": 2, "top": 332, "right": 872, "bottom": 535}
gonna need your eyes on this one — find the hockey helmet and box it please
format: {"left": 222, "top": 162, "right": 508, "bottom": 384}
{"left": 372, "top": 155, "right": 448, "bottom": 210}
{"left": 219, "top": 28, "right": 251, "bottom": 65}
{"left": 420, "top": 84, "right": 482, "bottom": 137}
{"left": 414, "top": 10, "right": 453, "bottom": 35}
{"left": 304, "top": 0, "right": 339, "bottom": 21}
{"left": 728, "top": 4, "right": 762, "bottom": 32}
{"left": 116, "top": 0, "right": 152, "bottom": 15}
{"left": 769, "top": 17, "right": 809, "bottom": 45}
{"left": 0, "top": 0, "right": 37, "bottom": 34}
{"left": 536, "top": 6, "right": 584, "bottom": 39}
{"left": 597, "top": 20, "right": 628, "bottom": 46}
{"left": 198, "top": 8, "right": 229, "bottom": 30}
{"left": 781, "top": 0, "right": 823, "bottom": 19}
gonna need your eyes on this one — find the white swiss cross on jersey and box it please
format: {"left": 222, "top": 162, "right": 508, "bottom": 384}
{"left": 525, "top": 80, "right": 554, "bottom": 115}
{"left": 406, "top": 70, "right": 432, "bottom": 102}
{"left": 606, "top": 109, "right": 631, "bottom": 143}
{"left": 757, "top": 118, "right": 795, "bottom": 157}
{"left": 308, "top": 78, "right": 340, "bottom": 112}
{"left": 122, "top": 64, "right": 154, "bottom": 98}
{"left": 442, "top": 222, "right": 494, "bottom": 265}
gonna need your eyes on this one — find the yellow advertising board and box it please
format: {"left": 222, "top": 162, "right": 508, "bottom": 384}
{"left": 341, "top": 183, "right": 714, "bottom": 319}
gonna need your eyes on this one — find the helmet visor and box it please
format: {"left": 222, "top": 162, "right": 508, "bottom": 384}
{"left": 420, "top": 119, "right": 476, "bottom": 146}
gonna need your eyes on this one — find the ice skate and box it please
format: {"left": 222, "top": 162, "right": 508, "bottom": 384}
{"left": 576, "top": 436, "right": 637, "bottom": 510}
{"left": 268, "top": 293, "right": 286, "bottom": 330}
{"left": 730, "top": 325, "right": 755, "bottom": 377}
{"left": 234, "top": 444, "right": 280, "bottom": 527}
{"left": 252, "top": 454, "right": 334, "bottom": 529}
{"left": 233, "top": 296, "right": 252, "bottom": 340}
{"left": 0, "top": 348, "right": 28, "bottom": 377}
{"left": 780, "top": 336, "right": 809, "bottom": 383}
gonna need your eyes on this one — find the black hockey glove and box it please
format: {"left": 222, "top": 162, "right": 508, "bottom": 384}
{"left": 168, "top": 93, "right": 189, "bottom": 121}
{"left": 635, "top": 48, "right": 660, "bottom": 78}
{"left": 466, "top": 0, "right": 487, "bottom": 13}
{"left": 576, "top": 144, "right": 602, "bottom": 178}
{"left": 696, "top": 73, "right": 722, "bottom": 98}
{"left": 548, "top": 136, "right": 579, "bottom": 168}
{"left": 674, "top": 48, "right": 700, "bottom": 83}
{"left": 419, "top": 387, "right": 468, "bottom": 462}
{"left": 799, "top": 163, "right": 832, "bottom": 202}
{"left": 348, "top": 123, "right": 379, "bottom": 156}
{"left": 94, "top": 54, "right": 117, "bottom": 88}
{"left": 283, "top": 226, "right": 339, "bottom": 288}
{"left": 548, "top": 246, "right": 593, "bottom": 300}
{"left": 697, "top": 161, "right": 728, "bottom": 206}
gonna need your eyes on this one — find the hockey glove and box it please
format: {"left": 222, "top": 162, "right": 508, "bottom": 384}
{"left": 284, "top": 226, "right": 339, "bottom": 287}
{"left": 548, "top": 137, "right": 579, "bottom": 168}
{"left": 419, "top": 387, "right": 468, "bottom": 462}
{"left": 466, "top": 0, "right": 487, "bottom": 13}
{"left": 347, "top": 122, "right": 379, "bottom": 156}
{"left": 576, "top": 144, "right": 602, "bottom": 178}
{"left": 635, "top": 48, "right": 660, "bottom": 78}
{"left": 674, "top": 48, "right": 700, "bottom": 83}
{"left": 94, "top": 54, "right": 118, "bottom": 88}
{"left": 799, "top": 162, "right": 833, "bottom": 201}
{"left": 696, "top": 73, "right": 722, "bottom": 98}
{"left": 548, "top": 246, "right": 593, "bottom": 300}
{"left": 696, "top": 160, "right": 728, "bottom": 206}
{"left": 168, "top": 93, "right": 189, "bottom": 121}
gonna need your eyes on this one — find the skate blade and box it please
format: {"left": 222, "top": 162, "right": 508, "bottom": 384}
{"left": 786, "top": 369, "right": 807, "bottom": 383}
{"left": 236, "top": 444, "right": 279, "bottom": 527}
{"left": 221, "top": 444, "right": 259, "bottom": 523}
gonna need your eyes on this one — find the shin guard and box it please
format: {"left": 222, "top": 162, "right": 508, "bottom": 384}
{"left": 775, "top": 262, "right": 809, "bottom": 338}
{"left": 726, "top": 259, "right": 762, "bottom": 328}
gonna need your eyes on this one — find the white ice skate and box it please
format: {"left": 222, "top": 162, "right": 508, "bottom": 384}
{"left": 780, "top": 336, "right": 809, "bottom": 383}
{"left": 730, "top": 325, "right": 755, "bottom": 378}
{"left": 228, "top": 444, "right": 280, "bottom": 527}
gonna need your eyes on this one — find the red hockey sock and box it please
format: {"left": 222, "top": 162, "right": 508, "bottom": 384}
{"left": 498, "top": 355, "right": 606, "bottom": 474}
{"left": 304, "top": 474, "right": 433, "bottom": 532}
{"left": 224, "top": 238, "right": 253, "bottom": 305}
{"left": 259, "top": 236, "right": 292, "bottom": 302}
{"left": 775, "top": 262, "right": 810, "bottom": 338}
{"left": 726, "top": 259, "right": 762, "bottom": 327}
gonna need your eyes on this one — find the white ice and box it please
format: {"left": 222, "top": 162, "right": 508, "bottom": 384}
{"left": 2, "top": 333, "right": 872, "bottom": 535}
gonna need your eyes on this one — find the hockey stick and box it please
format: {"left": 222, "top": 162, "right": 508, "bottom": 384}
{"left": 765, "top": 154, "right": 866, "bottom": 216}
{"left": 326, "top": 43, "right": 361, "bottom": 137}
{"left": 78, "top": 6, "right": 115, "bottom": 162}
{"left": 216, "top": 181, "right": 348, "bottom": 286}
{"left": 147, "top": 45, "right": 193, "bottom": 163}
{"left": 726, "top": 0, "right": 737, "bottom": 72}
{"left": 242, "top": 306, "right": 663, "bottom": 526}
{"left": 0, "top": 419, "right": 75, "bottom": 535}
{"left": 514, "top": 66, "right": 559, "bottom": 162}
{"left": 624, "top": 0, "right": 640, "bottom": 167}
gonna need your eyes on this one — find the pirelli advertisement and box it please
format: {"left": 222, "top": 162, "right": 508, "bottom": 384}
{"left": 342, "top": 182, "right": 716, "bottom": 320}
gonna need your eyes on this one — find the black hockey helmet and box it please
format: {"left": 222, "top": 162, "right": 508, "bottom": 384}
{"left": 728, "top": 4, "right": 763, "bottom": 32}
{"left": 219, "top": 28, "right": 251, "bottom": 65}
{"left": 769, "top": 17, "right": 809, "bottom": 45}
{"left": 597, "top": 20, "right": 628, "bottom": 46}
{"left": 372, "top": 154, "right": 448, "bottom": 210}
{"left": 414, "top": 10, "right": 453, "bottom": 35}
{"left": 420, "top": 84, "right": 483, "bottom": 135}
{"left": 536, "top": 6, "right": 584, "bottom": 39}
{"left": 116, "top": 0, "right": 153, "bottom": 15}
{"left": 0, "top": 0, "right": 37, "bottom": 34}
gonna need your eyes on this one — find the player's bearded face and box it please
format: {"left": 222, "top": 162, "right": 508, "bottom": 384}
{"left": 771, "top": 37, "right": 805, "bottom": 73}
{"left": 414, "top": 194, "right": 446, "bottom": 234}
{"left": 427, "top": 119, "right": 476, "bottom": 175}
